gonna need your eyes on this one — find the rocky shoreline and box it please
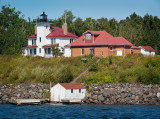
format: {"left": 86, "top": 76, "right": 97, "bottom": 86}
{"left": 0, "top": 83, "right": 50, "bottom": 104}
{"left": 0, "top": 83, "right": 160, "bottom": 105}
{"left": 83, "top": 83, "right": 160, "bottom": 105}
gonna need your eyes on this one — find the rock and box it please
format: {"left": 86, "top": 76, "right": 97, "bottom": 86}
{"left": 157, "top": 93, "right": 160, "bottom": 98}
{"left": 103, "top": 91, "right": 110, "bottom": 97}
{"left": 97, "top": 95, "right": 105, "bottom": 102}
{"left": 17, "top": 93, "right": 21, "bottom": 98}
{"left": 91, "top": 95, "right": 97, "bottom": 100}
{"left": 135, "top": 96, "right": 139, "bottom": 100}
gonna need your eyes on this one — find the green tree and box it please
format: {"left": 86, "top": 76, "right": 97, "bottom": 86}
{"left": 0, "top": 5, "right": 34, "bottom": 54}
{"left": 51, "top": 46, "right": 63, "bottom": 57}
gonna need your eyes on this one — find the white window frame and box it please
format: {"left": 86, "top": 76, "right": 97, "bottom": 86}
{"left": 86, "top": 34, "right": 91, "bottom": 40}
{"left": 51, "top": 38, "right": 56, "bottom": 44}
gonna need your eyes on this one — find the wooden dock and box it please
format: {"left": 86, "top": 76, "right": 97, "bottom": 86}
{"left": 61, "top": 99, "right": 82, "bottom": 104}
{"left": 9, "top": 99, "right": 49, "bottom": 105}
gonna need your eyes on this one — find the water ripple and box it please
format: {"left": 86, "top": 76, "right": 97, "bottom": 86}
{"left": 0, "top": 105, "right": 160, "bottom": 119}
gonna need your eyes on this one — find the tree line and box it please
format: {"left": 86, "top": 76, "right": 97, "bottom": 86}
{"left": 0, "top": 5, "right": 160, "bottom": 55}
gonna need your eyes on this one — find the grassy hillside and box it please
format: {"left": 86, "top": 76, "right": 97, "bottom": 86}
{"left": 0, "top": 55, "right": 97, "bottom": 84}
{"left": 78, "top": 54, "right": 160, "bottom": 85}
{"left": 0, "top": 54, "right": 160, "bottom": 85}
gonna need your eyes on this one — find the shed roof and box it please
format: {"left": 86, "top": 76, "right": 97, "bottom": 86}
{"left": 140, "top": 46, "right": 155, "bottom": 51}
{"left": 59, "top": 83, "right": 85, "bottom": 89}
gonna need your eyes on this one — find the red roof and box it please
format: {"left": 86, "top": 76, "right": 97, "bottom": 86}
{"left": 70, "top": 30, "right": 133, "bottom": 46}
{"left": 42, "top": 44, "right": 59, "bottom": 47}
{"left": 27, "top": 34, "right": 37, "bottom": 39}
{"left": 140, "top": 46, "right": 155, "bottom": 51}
{"left": 131, "top": 46, "right": 141, "bottom": 49}
{"left": 59, "top": 83, "right": 85, "bottom": 89}
{"left": 25, "top": 45, "right": 38, "bottom": 48}
{"left": 46, "top": 27, "right": 78, "bottom": 38}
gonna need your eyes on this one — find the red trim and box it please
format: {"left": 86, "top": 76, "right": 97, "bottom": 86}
{"left": 42, "top": 44, "right": 59, "bottom": 47}
{"left": 27, "top": 34, "right": 37, "bottom": 39}
{"left": 24, "top": 45, "right": 38, "bottom": 48}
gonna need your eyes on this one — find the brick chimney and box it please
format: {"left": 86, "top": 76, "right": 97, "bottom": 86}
{"left": 62, "top": 23, "right": 67, "bottom": 35}
{"left": 62, "top": 14, "right": 67, "bottom": 35}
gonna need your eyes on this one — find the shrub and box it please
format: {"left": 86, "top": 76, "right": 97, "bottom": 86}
{"left": 108, "top": 56, "right": 112, "bottom": 65}
{"left": 52, "top": 46, "right": 63, "bottom": 57}
{"left": 89, "top": 64, "right": 98, "bottom": 72}
{"left": 54, "top": 65, "right": 73, "bottom": 83}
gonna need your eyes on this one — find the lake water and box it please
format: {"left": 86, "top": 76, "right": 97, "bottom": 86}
{"left": 0, "top": 104, "right": 160, "bottom": 119}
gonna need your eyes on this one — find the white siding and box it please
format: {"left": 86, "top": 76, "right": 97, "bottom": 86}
{"left": 36, "top": 23, "right": 51, "bottom": 57}
{"left": 28, "top": 39, "right": 32, "bottom": 45}
{"left": 140, "top": 47, "right": 155, "bottom": 56}
{"left": 64, "top": 47, "right": 71, "bottom": 57}
{"left": 50, "top": 83, "right": 86, "bottom": 102}
{"left": 24, "top": 23, "right": 76, "bottom": 57}
{"left": 65, "top": 89, "right": 86, "bottom": 100}
{"left": 50, "top": 84, "right": 66, "bottom": 102}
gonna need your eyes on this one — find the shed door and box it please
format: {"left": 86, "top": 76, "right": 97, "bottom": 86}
{"left": 117, "top": 49, "right": 122, "bottom": 56}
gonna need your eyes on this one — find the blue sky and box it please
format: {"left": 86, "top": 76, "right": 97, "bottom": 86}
{"left": 0, "top": 0, "right": 160, "bottom": 21}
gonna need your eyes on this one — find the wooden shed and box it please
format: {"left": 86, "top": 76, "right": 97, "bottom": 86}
{"left": 50, "top": 83, "right": 86, "bottom": 103}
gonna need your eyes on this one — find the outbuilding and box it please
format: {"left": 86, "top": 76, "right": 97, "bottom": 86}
{"left": 50, "top": 83, "right": 86, "bottom": 103}
{"left": 131, "top": 46, "right": 141, "bottom": 54}
{"left": 139, "top": 46, "right": 155, "bottom": 56}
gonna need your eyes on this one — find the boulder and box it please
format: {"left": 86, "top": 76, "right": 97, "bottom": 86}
{"left": 97, "top": 95, "right": 105, "bottom": 102}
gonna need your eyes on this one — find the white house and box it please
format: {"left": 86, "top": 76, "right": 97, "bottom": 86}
{"left": 50, "top": 83, "right": 86, "bottom": 103}
{"left": 139, "top": 46, "right": 155, "bottom": 56}
{"left": 23, "top": 12, "right": 77, "bottom": 58}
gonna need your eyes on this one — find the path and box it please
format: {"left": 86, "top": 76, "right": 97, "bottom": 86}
{"left": 70, "top": 58, "right": 100, "bottom": 83}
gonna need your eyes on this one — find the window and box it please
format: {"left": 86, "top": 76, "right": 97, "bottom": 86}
{"left": 79, "top": 89, "right": 81, "bottom": 93}
{"left": 48, "top": 48, "right": 51, "bottom": 54}
{"left": 90, "top": 47, "right": 94, "bottom": 55}
{"left": 39, "top": 37, "right": 41, "bottom": 42}
{"left": 70, "top": 39, "right": 74, "bottom": 43}
{"left": 32, "top": 39, "right": 36, "bottom": 45}
{"left": 34, "top": 49, "right": 36, "bottom": 55}
{"left": 86, "top": 34, "right": 91, "bottom": 40}
{"left": 51, "top": 38, "right": 56, "bottom": 44}
{"left": 81, "top": 48, "right": 84, "bottom": 55}
{"left": 71, "top": 89, "right": 73, "bottom": 93}
{"left": 39, "top": 48, "right": 41, "bottom": 53}
{"left": 110, "top": 46, "right": 113, "bottom": 51}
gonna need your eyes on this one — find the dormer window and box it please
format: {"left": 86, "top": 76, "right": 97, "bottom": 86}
{"left": 86, "top": 34, "right": 91, "bottom": 40}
